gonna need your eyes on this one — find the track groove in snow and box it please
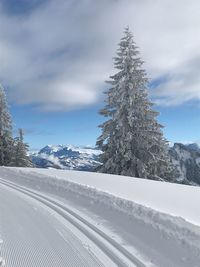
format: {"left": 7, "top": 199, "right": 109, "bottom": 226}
{"left": 1, "top": 167, "right": 200, "bottom": 266}
{"left": 0, "top": 183, "right": 107, "bottom": 267}
{"left": 0, "top": 178, "right": 146, "bottom": 267}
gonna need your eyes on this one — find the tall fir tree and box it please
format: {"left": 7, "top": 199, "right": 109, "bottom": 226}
{"left": 96, "top": 27, "right": 175, "bottom": 181}
{"left": 0, "top": 85, "right": 13, "bottom": 166}
{"left": 11, "top": 128, "right": 32, "bottom": 167}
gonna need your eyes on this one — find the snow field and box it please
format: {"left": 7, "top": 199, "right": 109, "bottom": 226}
{"left": 1, "top": 167, "right": 200, "bottom": 266}
{"left": 9, "top": 167, "right": 200, "bottom": 225}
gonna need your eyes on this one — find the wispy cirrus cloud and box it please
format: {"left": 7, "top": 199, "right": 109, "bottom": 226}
{"left": 0, "top": 0, "right": 200, "bottom": 111}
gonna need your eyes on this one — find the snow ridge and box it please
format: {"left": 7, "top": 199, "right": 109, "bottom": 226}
{"left": 30, "top": 143, "right": 200, "bottom": 186}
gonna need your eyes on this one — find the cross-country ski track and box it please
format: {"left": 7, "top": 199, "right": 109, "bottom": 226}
{"left": 0, "top": 178, "right": 145, "bottom": 267}
{"left": 1, "top": 167, "right": 200, "bottom": 267}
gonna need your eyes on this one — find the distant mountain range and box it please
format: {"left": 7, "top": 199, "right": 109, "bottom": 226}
{"left": 30, "top": 145, "right": 102, "bottom": 171}
{"left": 30, "top": 143, "right": 200, "bottom": 185}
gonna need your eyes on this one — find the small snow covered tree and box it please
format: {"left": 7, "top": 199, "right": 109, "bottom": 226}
{"left": 96, "top": 27, "right": 175, "bottom": 181}
{"left": 11, "top": 128, "right": 32, "bottom": 167}
{"left": 0, "top": 85, "right": 13, "bottom": 166}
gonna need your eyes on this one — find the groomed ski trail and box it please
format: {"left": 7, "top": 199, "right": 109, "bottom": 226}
{"left": 0, "top": 179, "right": 146, "bottom": 267}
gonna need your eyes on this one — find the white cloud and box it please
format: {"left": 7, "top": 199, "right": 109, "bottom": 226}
{"left": 0, "top": 0, "right": 200, "bottom": 111}
{"left": 152, "top": 57, "right": 200, "bottom": 106}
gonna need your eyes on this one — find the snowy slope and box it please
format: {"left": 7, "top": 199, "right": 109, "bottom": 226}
{"left": 1, "top": 167, "right": 200, "bottom": 266}
{"left": 7, "top": 167, "right": 200, "bottom": 226}
{"left": 0, "top": 185, "right": 104, "bottom": 267}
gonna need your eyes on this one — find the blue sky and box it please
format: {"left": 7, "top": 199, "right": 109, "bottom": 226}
{"left": 10, "top": 100, "right": 200, "bottom": 150}
{"left": 1, "top": 0, "right": 200, "bottom": 149}
{"left": 10, "top": 103, "right": 105, "bottom": 149}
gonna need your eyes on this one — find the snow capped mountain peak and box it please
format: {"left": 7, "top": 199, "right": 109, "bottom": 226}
{"left": 38, "top": 145, "right": 59, "bottom": 154}
{"left": 30, "top": 143, "right": 200, "bottom": 186}
{"left": 186, "top": 143, "right": 200, "bottom": 152}
{"left": 37, "top": 144, "right": 101, "bottom": 157}
{"left": 31, "top": 144, "right": 101, "bottom": 171}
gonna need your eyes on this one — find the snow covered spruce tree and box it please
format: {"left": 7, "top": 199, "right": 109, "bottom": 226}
{"left": 0, "top": 85, "right": 13, "bottom": 166}
{"left": 96, "top": 27, "right": 175, "bottom": 181}
{"left": 11, "top": 128, "right": 32, "bottom": 167}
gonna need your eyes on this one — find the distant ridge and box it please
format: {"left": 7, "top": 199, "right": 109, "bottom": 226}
{"left": 30, "top": 144, "right": 101, "bottom": 171}
{"left": 169, "top": 143, "right": 200, "bottom": 185}
{"left": 30, "top": 143, "right": 200, "bottom": 185}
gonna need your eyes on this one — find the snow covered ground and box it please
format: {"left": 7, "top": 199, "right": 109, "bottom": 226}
{"left": 0, "top": 184, "right": 105, "bottom": 267}
{"left": 0, "top": 166, "right": 200, "bottom": 266}
{"left": 7, "top": 167, "right": 200, "bottom": 225}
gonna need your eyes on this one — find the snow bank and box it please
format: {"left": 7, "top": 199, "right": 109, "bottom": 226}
{"left": 5, "top": 167, "right": 200, "bottom": 226}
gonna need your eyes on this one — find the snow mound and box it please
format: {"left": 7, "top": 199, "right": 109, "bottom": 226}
{"left": 1, "top": 167, "right": 200, "bottom": 226}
